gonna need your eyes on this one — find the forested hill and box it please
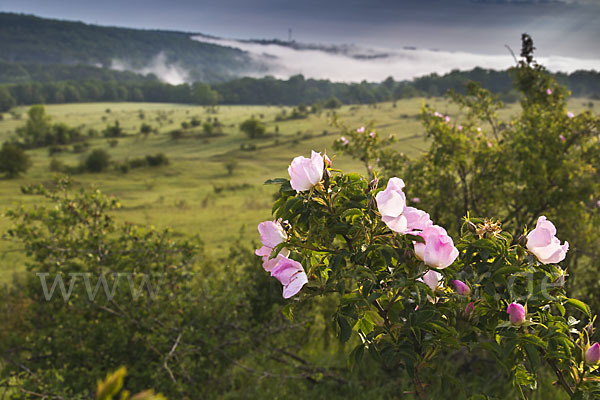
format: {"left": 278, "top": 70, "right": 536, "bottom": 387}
{"left": 0, "top": 12, "right": 266, "bottom": 83}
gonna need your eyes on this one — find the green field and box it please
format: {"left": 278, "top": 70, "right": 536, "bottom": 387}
{"left": 0, "top": 98, "right": 597, "bottom": 280}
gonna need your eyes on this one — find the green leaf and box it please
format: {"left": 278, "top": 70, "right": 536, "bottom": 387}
{"left": 492, "top": 265, "right": 522, "bottom": 277}
{"left": 264, "top": 178, "right": 289, "bottom": 185}
{"left": 337, "top": 315, "right": 352, "bottom": 343}
{"left": 565, "top": 298, "right": 591, "bottom": 317}
{"left": 523, "top": 344, "right": 541, "bottom": 372}
{"left": 348, "top": 344, "right": 364, "bottom": 371}
{"left": 281, "top": 303, "right": 294, "bottom": 321}
{"left": 354, "top": 316, "right": 375, "bottom": 335}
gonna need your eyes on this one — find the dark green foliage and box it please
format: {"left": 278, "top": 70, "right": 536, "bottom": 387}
{"left": 224, "top": 159, "right": 238, "bottom": 176}
{"left": 0, "top": 12, "right": 262, "bottom": 83}
{"left": 15, "top": 105, "right": 85, "bottom": 148}
{"left": 0, "top": 179, "right": 386, "bottom": 398}
{"left": 84, "top": 149, "right": 110, "bottom": 172}
{"left": 0, "top": 67, "right": 598, "bottom": 110}
{"left": 324, "top": 95, "right": 342, "bottom": 109}
{"left": 140, "top": 123, "right": 152, "bottom": 135}
{"left": 145, "top": 153, "right": 169, "bottom": 167}
{"left": 0, "top": 141, "right": 31, "bottom": 177}
{"left": 240, "top": 118, "right": 266, "bottom": 139}
{"left": 103, "top": 120, "right": 124, "bottom": 138}
{"left": 0, "top": 85, "right": 15, "bottom": 111}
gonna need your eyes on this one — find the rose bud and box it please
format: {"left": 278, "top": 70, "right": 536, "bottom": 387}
{"left": 585, "top": 343, "right": 600, "bottom": 365}
{"left": 451, "top": 280, "right": 470, "bottom": 296}
{"left": 507, "top": 302, "right": 526, "bottom": 325}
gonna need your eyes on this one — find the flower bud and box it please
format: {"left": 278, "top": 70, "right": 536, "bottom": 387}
{"left": 465, "top": 302, "right": 474, "bottom": 317}
{"left": 466, "top": 221, "right": 477, "bottom": 233}
{"left": 507, "top": 302, "right": 526, "bottom": 325}
{"left": 516, "top": 234, "right": 528, "bottom": 247}
{"left": 368, "top": 177, "right": 379, "bottom": 192}
{"left": 451, "top": 280, "right": 470, "bottom": 296}
{"left": 585, "top": 343, "right": 600, "bottom": 365}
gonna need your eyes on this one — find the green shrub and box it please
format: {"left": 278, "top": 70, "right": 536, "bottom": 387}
{"left": 239, "top": 118, "right": 266, "bottom": 139}
{"left": 0, "top": 141, "right": 31, "bottom": 178}
{"left": 84, "top": 149, "right": 110, "bottom": 172}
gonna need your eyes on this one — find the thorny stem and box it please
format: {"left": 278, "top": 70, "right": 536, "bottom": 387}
{"left": 547, "top": 358, "right": 574, "bottom": 397}
{"left": 413, "top": 367, "right": 427, "bottom": 400}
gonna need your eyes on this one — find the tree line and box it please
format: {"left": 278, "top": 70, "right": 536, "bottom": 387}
{"left": 1, "top": 67, "right": 599, "bottom": 113}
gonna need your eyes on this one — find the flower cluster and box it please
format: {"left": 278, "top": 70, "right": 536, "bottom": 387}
{"left": 375, "top": 177, "right": 458, "bottom": 289}
{"left": 257, "top": 149, "right": 571, "bottom": 319}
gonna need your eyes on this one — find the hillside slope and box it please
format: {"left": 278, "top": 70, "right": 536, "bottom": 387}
{"left": 0, "top": 13, "right": 267, "bottom": 82}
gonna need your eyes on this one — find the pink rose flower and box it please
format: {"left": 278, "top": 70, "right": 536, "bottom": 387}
{"left": 451, "top": 280, "right": 470, "bottom": 296}
{"left": 414, "top": 225, "right": 459, "bottom": 269}
{"left": 255, "top": 220, "right": 289, "bottom": 271}
{"left": 457, "top": 125, "right": 463, "bottom": 131}
{"left": 444, "top": 116, "right": 451, "bottom": 123}
{"left": 559, "top": 134, "right": 566, "bottom": 142}
{"left": 288, "top": 151, "right": 324, "bottom": 192}
{"left": 376, "top": 177, "right": 408, "bottom": 233}
{"left": 257, "top": 220, "right": 286, "bottom": 249}
{"left": 546, "top": 88, "right": 553, "bottom": 95}
{"left": 567, "top": 111, "right": 574, "bottom": 118}
{"left": 526, "top": 216, "right": 569, "bottom": 264}
{"left": 356, "top": 126, "right": 365, "bottom": 133}
{"left": 270, "top": 257, "right": 308, "bottom": 298}
{"left": 404, "top": 206, "right": 433, "bottom": 234}
{"left": 585, "top": 343, "right": 600, "bottom": 364}
{"left": 411, "top": 197, "right": 421, "bottom": 204}
{"left": 369, "top": 131, "right": 376, "bottom": 138}
{"left": 340, "top": 136, "right": 349, "bottom": 145}
{"left": 507, "top": 302, "right": 526, "bottom": 325}
{"left": 421, "top": 269, "right": 442, "bottom": 291}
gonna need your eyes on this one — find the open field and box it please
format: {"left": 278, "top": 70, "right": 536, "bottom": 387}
{"left": 0, "top": 97, "right": 598, "bottom": 281}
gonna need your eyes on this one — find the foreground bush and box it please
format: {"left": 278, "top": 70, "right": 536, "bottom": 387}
{"left": 256, "top": 150, "right": 599, "bottom": 398}
{"left": 334, "top": 35, "right": 600, "bottom": 315}
{"left": 0, "top": 178, "right": 377, "bottom": 399}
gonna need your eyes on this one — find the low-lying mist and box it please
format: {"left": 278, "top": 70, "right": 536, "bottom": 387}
{"left": 110, "top": 52, "right": 189, "bottom": 85}
{"left": 193, "top": 36, "right": 600, "bottom": 83}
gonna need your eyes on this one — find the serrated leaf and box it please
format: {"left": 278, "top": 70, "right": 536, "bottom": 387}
{"left": 264, "top": 178, "right": 289, "bottom": 185}
{"left": 566, "top": 298, "right": 591, "bottom": 317}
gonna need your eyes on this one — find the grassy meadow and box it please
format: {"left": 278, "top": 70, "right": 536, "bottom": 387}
{"left": 0, "top": 97, "right": 597, "bottom": 281}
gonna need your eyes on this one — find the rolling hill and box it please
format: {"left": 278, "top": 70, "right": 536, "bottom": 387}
{"left": 0, "top": 12, "right": 268, "bottom": 83}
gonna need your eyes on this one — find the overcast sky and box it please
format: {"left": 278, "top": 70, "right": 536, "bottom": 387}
{"left": 1, "top": 0, "right": 599, "bottom": 60}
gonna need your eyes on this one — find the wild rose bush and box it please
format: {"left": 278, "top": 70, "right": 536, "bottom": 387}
{"left": 257, "top": 151, "right": 600, "bottom": 399}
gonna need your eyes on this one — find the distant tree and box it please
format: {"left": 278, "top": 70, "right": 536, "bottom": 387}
{"left": 140, "top": 123, "right": 152, "bottom": 137}
{"left": 192, "top": 82, "right": 218, "bottom": 105}
{"left": 224, "top": 159, "right": 238, "bottom": 176}
{"left": 84, "top": 149, "right": 110, "bottom": 172}
{"left": 324, "top": 96, "right": 342, "bottom": 109}
{"left": 16, "top": 105, "right": 51, "bottom": 147}
{"left": 169, "top": 130, "right": 184, "bottom": 141}
{"left": 239, "top": 118, "right": 266, "bottom": 139}
{"left": 0, "top": 141, "right": 31, "bottom": 178}
{"left": 202, "top": 122, "right": 214, "bottom": 136}
{"left": 0, "top": 86, "right": 16, "bottom": 112}
{"left": 103, "top": 120, "right": 124, "bottom": 138}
